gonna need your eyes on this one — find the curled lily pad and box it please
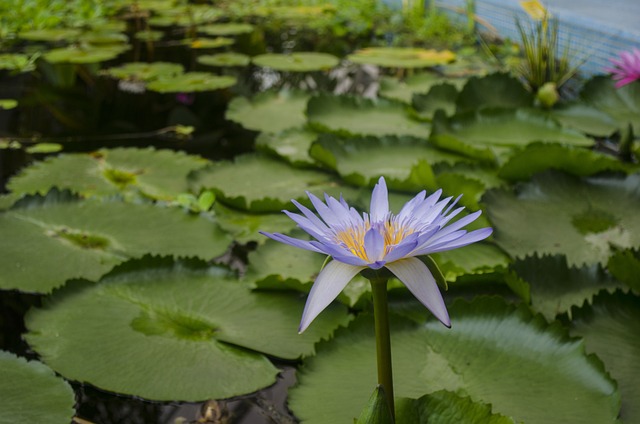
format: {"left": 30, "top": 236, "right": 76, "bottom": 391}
{"left": 0, "top": 195, "right": 231, "bottom": 293}
{"left": 102, "top": 62, "right": 184, "bottom": 82}
{"left": 197, "top": 52, "right": 250, "bottom": 67}
{"left": 0, "top": 351, "right": 75, "bottom": 424}
{"left": 252, "top": 52, "right": 339, "bottom": 72}
{"left": 411, "top": 83, "right": 459, "bottom": 119}
{"left": 43, "top": 45, "right": 129, "bottom": 64}
{"left": 225, "top": 90, "right": 311, "bottom": 133}
{"left": 8, "top": 147, "right": 209, "bottom": 201}
{"left": 347, "top": 47, "right": 455, "bottom": 69}
{"left": 182, "top": 37, "right": 235, "bottom": 49}
{"left": 290, "top": 297, "right": 619, "bottom": 424}
{"left": 24, "top": 258, "right": 350, "bottom": 401}
{"left": 198, "top": 23, "right": 254, "bottom": 36}
{"left": 18, "top": 28, "right": 81, "bottom": 42}
{"left": 484, "top": 171, "right": 640, "bottom": 266}
{"left": 147, "top": 72, "right": 236, "bottom": 93}
{"left": 307, "top": 94, "right": 430, "bottom": 138}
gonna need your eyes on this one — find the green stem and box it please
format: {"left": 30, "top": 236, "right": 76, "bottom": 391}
{"left": 370, "top": 277, "right": 395, "bottom": 420}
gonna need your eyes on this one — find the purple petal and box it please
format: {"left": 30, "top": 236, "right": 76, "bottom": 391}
{"left": 260, "top": 232, "right": 324, "bottom": 253}
{"left": 307, "top": 191, "right": 341, "bottom": 228}
{"left": 309, "top": 241, "right": 369, "bottom": 266}
{"left": 385, "top": 257, "right": 450, "bottom": 327}
{"left": 370, "top": 177, "right": 389, "bottom": 223}
{"left": 364, "top": 228, "right": 384, "bottom": 262}
{"left": 299, "top": 261, "right": 364, "bottom": 332}
{"left": 283, "top": 210, "right": 329, "bottom": 241}
{"left": 291, "top": 199, "right": 330, "bottom": 232}
{"left": 423, "top": 227, "right": 494, "bottom": 254}
{"left": 383, "top": 234, "right": 419, "bottom": 262}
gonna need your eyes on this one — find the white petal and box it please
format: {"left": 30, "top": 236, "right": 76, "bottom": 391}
{"left": 370, "top": 177, "right": 389, "bottom": 222}
{"left": 385, "top": 258, "right": 450, "bottom": 327}
{"left": 299, "top": 261, "right": 365, "bottom": 333}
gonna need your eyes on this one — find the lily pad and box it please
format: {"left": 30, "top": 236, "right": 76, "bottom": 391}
{"left": 548, "top": 102, "right": 619, "bottom": 137}
{"left": 455, "top": 73, "right": 533, "bottom": 113}
{"left": 24, "top": 258, "right": 350, "bottom": 401}
{"left": 379, "top": 73, "right": 466, "bottom": 104}
{"left": 0, "top": 53, "right": 34, "bottom": 72}
{"left": 347, "top": 47, "right": 455, "bottom": 69}
{"left": 0, "top": 196, "right": 231, "bottom": 293}
{"left": 581, "top": 75, "right": 640, "bottom": 133}
{"left": 289, "top": 297, "right": 619, "bottom": 424}
{"left": 102, "top": 62, "right": 184, "bottom": 82}
{"left": 225, "top": 90, "right": 311, "bottom": 133}
{"left": 198, "top": 23, "right": 255, "bottom": 36}
{"left": 309, "top": 134, "right": 467, "bottom": 190}
{"left": 431, "top": 242, "right": 510, "bottom": 282}
{"left": 0, "top": 99, "right": 18, "bottom": 110}
{"left": 212, "top": 203, "right": 298, "bottom": 244}
{"left": 133, "top": 30, "right": 164, "bottom": 41}
{"left": 147, "top": 72, "right": 236, "bottom": 93}
{"left": 80, "top": 30, "right": 128, "bottom": 45}
{"left": 252, "top": 52, "right": 339, "bottom": 72}
{"left": 484, "top": 171, "right": 640, "bottom": 266}
{"left": 18, "top": 28, "right": 81, "bottom": 42}
{"left": 7, "top": 147, "right": 209, "bottom": 201}
{"left": 570, "top": 291, "right": 640, "bottom": 423}
{"left": 607, "top": 248, "right": 640, "bottom": 292}
{"left": 43, "top": 45, "right": 129, "bottom": 64}
{"left": 508, "top": 255, "right": 625, "bottom": 321}
{"left": 181, "top": 37, "right": 235, "bottom": 49}
{"left": 432, "top": 108, "right": 593, "bottom": 149}
{"left": 411, "top": 83, "right": 459, "bottom": 119}
{"left": 190, "top": 153, "right": 354, "bottom": 212}
{"left": 25, "top": 143, "right": 63, "bottom": 154}
{"left": 197, "top": 53, "right": 250, "bottom": 67}
{"left": 255, "top": 127, "right": 318, "bottom": 166}
{"left": 307, "top": 95, "right": 430, "bottom": 138}
{"left": 0, "top": 351, "right": 75, "bottom": 424}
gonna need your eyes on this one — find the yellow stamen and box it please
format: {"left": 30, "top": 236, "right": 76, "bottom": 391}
{"left": 334, "top": 218, "right": 415, "bottom": 262}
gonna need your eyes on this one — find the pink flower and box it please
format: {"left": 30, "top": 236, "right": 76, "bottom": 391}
{"left": 606, "top": 48, "right": 640, "bottom": 88}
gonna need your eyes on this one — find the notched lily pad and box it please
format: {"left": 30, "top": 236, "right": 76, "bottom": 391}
{"left": 197, "top": 53, "right": 250, "bottom": 67}
{"left": 225, "top": 90, "right": 311, "bottom": 133}
{"left": 347, "top": 47, "right": 455, "bottom": 68}
{"left": 252, "top": 52, "right": 339, "bottom": 72}
{"left": 455, "top": 72, "right": 533, "bottom": 113}
{"left": 255, "top": 127, "right": 318, "bottom": 166}
{"left": 147, "top": 72, "right": 236, "bottom": 93}
{"left": 379, "top": 72, "right": 466, "bottom": 104}
{"left": 581, "top": 75, "right": 640, "bottom": 133}
{"left": 43, "top": 45, "right": 129, "bottom": 64}
{"left": 24, "top": 258, "right": 350, "bottom": 401}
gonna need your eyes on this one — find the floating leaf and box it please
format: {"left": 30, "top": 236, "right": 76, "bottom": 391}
{"left": 484, "top": 171, "right": 640, "bottom": 265}
{"left": 256, "top": 127, "right": 318, "bottom": 166}
{"left": 18, "top": 28, "right": 81, "bottom": 42}
{"left": 455, "top": 73, "right": 533, "bottom": 113}
{"left": 102, "top": 62, "right": 184, "bottom": 82}
{"left": 379, "top": 73, "right": 466, "bottom": 104}
{"left": 570, "top": 291, "right": 640, "bottom": 423}
{"left": 0, "top": 99, "right": 18, "bottom": 110}
{"left": 226, "top": 90, "right": 310, "bottom": 133}
{"left": 411, "top": 83, "right": 459, "bottom": 119}
{"left": 212, "top": 203, "right": 298, "bottom": 244}
{"left": 80, "top": 30, "right": 128, "bottom": 45}
{"left": 396, "top": 390, "right": 516, "bottom": 424}
{"left": 0, "top": 351, "right": 75, "bottom": 424}
{"left": 548, "top": 102, "right": 619, "bottom": 137}
{"left": 0, "top": 197, "right": 231, "bottom": 293}
{"left": 498, "top": 142, "right": 632, "bottom": 182}
{"left": 24, "top": 259, "right": 350, "bottom": 401}
{"left": 289, "top": 297, "right": 619, "bottom": 424}
{"left": 348, "top": 47, "right": 455, "bottom": 68}
{"left": 8, "top": 147, "right": 209, "bottom": 201}
{"left": 431, "top": 242, "right": 510, "bottom": 282}
{"left": 581, "top": 75, "right": 640, "bottom": 133}
{"left": 25, "top": 143, "right": 63, "bottom": 154}
{"left": 607, "top": 248, "right": 640, "bottom": 292}
{"left": 198, "top": 23, "right": 255, "bottom": 36}
{"left": 182, "top": 37, "right": 235, "bottom": 49}
{"left": 0, "top": 53, "right": 34, "bottom": 72}
{"left": 43, "top": 45, "right": 129, "bottom": 64}
{"left": 190, "top": 153, "right": 354, "bottom": 212}
{"left": 509, "top": 255, "right": 625, "bottom": 320}
{"left": 147, "top": 72, "right": 236, "bottom": 93}
{"left": 307, "top": 95, "right": 430, "bottom": 138}
{"left": 133, "top": 30, "right": 164, "bottom": 41}
{"left": 252, "top": 52, "right": 339, "bottom": 72}
{"left": 197, "top": 52, "right": 250, "bottom": 67}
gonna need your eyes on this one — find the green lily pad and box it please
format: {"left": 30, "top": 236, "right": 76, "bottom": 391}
{"left": 80, "top": 30, "right": 128, "bottom": 45}
{"left": 197, "top": 52, "right": 251, "bottom": 67}
{"left": 0, "top": 99, "right": 18, "bottom": 110}
{"left": 0, "top": 351, "right": 75, "bottom": 424}
{"left": 411, "top": 83, "right": 459, "bottom": 119}
{"left": 102, "top": 62, "right": 184, "bottom": 82}
{"left": 455, "top": 73, "right": 533, "bottom": 113}
{"left": 25, "top": 143, "right": 63, "bottom": 154}
{"left": 8, "top": 147, "right": 209, "bottom": 201}
{"left": 396, "top": 391, "right": 516, "bottom": 424}
{"left": 498, "top": 142, "right": 633, "bottom": 182}
{"left": 182, "top": 37, "right": 235, "bottom": 49}
{"left": 133, "top": 30, "right": 164, "bottom": 41}
{"left": 149, "top": 5, "right": 223, "bottom": 26}
{"left": 0, "top": 195, "right": 231, "bottom": 293}
{"left": 607, "top": 248, "right": 640, "bottom": 292}
{"left": 309, "top": 134, "right": 467, "bottom": 190}
{"left": 225, "top": 90, "right": 311, "bottom": 133}
{"left": 581, "top": 75, "right": 640, "bottom": 133}
{"left": 18, "top": 28, "right": 81, "bottom": 42}
{"left": 190, "top": 153, "right": 355, "bottom": 212}
{"left": 431, "top": 242, "right": 510, "bottom": 282}
{"left": 570, "top": 291, "right": 640, "bottom": 423}
{"left": 24, "top": 258, "right": 350, "bottom": 401}
{"left": 484, "top": 171, "right": 640, "bottom": 266}
{"left": 43, "top": 45, "right": 129, "bottom": 64}
{"left": 147, "top": 72, "right": 236, "bottom": 93}
{"left": 431, "top": 108, "right": 593, "bottom": 149}
{"left": 347, "top": 47, "right": 455, "bottom": 69}
{"left": 255, "top": 127, "right": 318, "bottom": 166}
{"left": 508, "top": 255, "right": 625, "bottom": 321}
{"left": 0, "top": 53, "right": 35, "bottom": 72}
{"left": 379, "top": 73, "right": 466, "bottom": 104}
{"left": 289, "top": 297, "right": 619, "bottom": 424}
{"left": 212, "top": 203, "right": 298, "bottom": 244}
{"left": 307, "top": 95, "right": 430, "bottom": 138}
{"left": 198, "top": 23, "right": 255, "bottom": 36}
{"left": 252, "top": 52, "right": 339, "bottom": 72}
{"left": 547, "top": 102, "right": 619, "bottom": 137}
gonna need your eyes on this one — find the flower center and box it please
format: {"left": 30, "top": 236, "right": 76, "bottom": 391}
{"left": 334, "top": 217, "right": 415, "bottom": 261}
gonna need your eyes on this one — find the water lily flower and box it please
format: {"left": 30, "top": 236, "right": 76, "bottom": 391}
{"left": 606, "top": 48, "right": 640, "bottom": 88}
{"left": 261, "top": 177, "right": 493, "bottom": 332}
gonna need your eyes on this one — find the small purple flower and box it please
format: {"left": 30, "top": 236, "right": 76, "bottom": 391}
{"left": 261, "top": 177, "right": 493, "bottom": 333}
{"left": 606, "top": 48, "right": 640, "bottom": 88}
{"left": 175, "top": 92, "right": 195, "bottom": 105}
